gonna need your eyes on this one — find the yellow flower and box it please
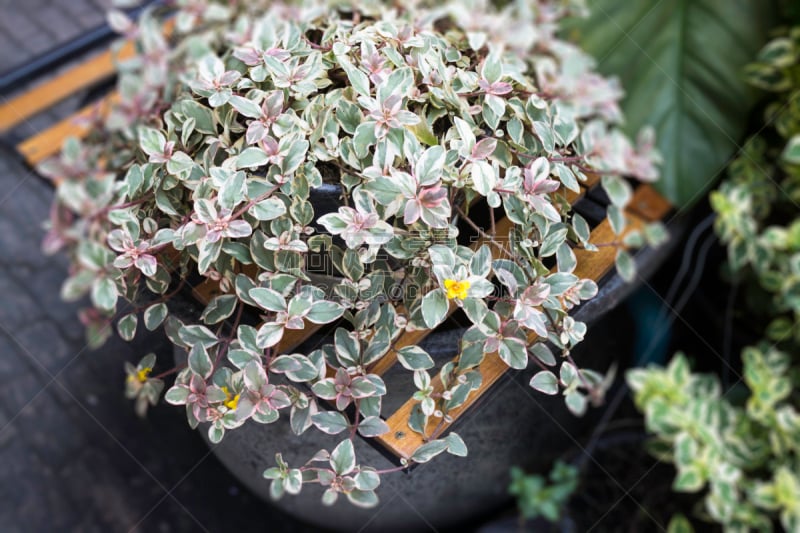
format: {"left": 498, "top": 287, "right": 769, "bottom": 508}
{"left": 133, "top": 367, "right": 152, "bottom": 383}
{"left": 221, "top": 386, "right": 240, "bottom": 410}
{"left": 444, "top": 278, "right": 470, "bottom": 300}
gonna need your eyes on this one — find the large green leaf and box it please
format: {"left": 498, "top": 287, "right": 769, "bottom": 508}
{"left": 569, "top": 0, "right": 776, "bottom": 207}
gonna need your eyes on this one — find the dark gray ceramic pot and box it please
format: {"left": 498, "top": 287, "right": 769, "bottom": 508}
{"left": 174, "top": 187, "right": 687, "bottom": 532}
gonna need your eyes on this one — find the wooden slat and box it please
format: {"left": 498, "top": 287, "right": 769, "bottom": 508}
{"left": 625, "top": 184, "right": 672, "bottom": 222}
{"left": 18, "top": 92, "right": 120, "bottom": 165}
{"left": 14, "top": 19, "right": 176, "bottom": 165}
{"left": 375, "top": 185, "right": 661, "bottom": 459}
{"left": 0, "top": 43, "right": 135, "bottom": 132}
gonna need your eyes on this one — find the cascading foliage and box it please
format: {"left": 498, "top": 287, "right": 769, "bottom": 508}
{"left": 43, "top": 0, "right": 662, "bottom": 508}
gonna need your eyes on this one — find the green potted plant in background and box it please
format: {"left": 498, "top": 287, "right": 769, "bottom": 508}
{"left": 41, "top": 0, "right": 666, "bottom": 529}
{"left": 629, "top": 27, "right": 800, "bottom": 533}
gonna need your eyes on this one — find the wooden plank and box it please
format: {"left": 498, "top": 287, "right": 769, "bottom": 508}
{"left": 18, "top": 92, "right": 120, "bottom": 165}
{"left": 625, "top": 184, "right": 672, "bottom": 222}
{"left": 375, "top": 186, "right": 659, "bottom": 459}
{"left": 0, "top": 42, "right": 135, "bottom": 132}
{"left": 14, "top": 19, "right": 177, "bottom": 165}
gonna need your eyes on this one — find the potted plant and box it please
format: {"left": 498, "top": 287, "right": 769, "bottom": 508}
{"left": 42, "top": 0, "right": 666, "bottom": 529}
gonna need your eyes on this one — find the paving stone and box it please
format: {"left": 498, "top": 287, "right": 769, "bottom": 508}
{"left": 37, "top": 5, "right": 83, "bottom": 42}
{"left": 21, "top": 262, "right": 81, "bottom": 328}
{"left": 0, "top": 333, "right": 36, "bottom": 384}
{"left": 0, "top": 409, "right": 18, "bottom": 448}
{"left": 14, "top": 319, "right": 77, "bottom": 373}
{"left": 0, "top": 271, "right": 46, "bottom": 329}
{"left": 11, "top": 387, "right": 87, "bottom": 470}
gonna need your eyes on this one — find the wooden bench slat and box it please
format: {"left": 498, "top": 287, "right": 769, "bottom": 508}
{"left": 0, "top": 43, "right": 134, "bottom": 132}
{"left": 18, "top": 92, "right": 120, "bottom": 165}
{"left": 375, "top": 185, "right": 659, "bottom": 459}
{"left": 625, "top": 183, "right": 672, "bottom": 222}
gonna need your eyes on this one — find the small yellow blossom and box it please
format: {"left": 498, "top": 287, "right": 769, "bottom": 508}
{"left": 132, "top": 367, "right": 152, "bottom": 383}
{"left": 444, "top": 279, "right": 470, "bottom": 300}
{"left": 221, "top": 386, "right": 240, "bottom": 410}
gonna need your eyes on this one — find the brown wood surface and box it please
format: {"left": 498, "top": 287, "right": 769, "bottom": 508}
{"left": 14, "top": 19, "right": 176, "bottom": 165}
{"left": 625, "top": 183, "right": 672, "bottom": 222}
{"left": 375, "top": 185, "right": 661, "bottom": 459}
{"left": 18, "top": 93, "right": 120, "bottom": 165}
{"left": 0, "top": 43, "right": 134, "bottom": 132}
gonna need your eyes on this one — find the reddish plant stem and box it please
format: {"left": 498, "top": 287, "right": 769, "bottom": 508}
{"left": 373, "top": 464, "right": 411, "bottom": 475}
{"left": 549, "top": 155, "right": 588, "bottom": 163}
{"left": 90, "top": 193, "right": 155, "bottom": 220}
{"left": 302, "top": 37, "right": 332, "bottom": 51}
{"left": 151, "top": 364, "right": 186, "bottom": 380}
{"left": 454, "top": 204, "right": 512, "bottom": 257}
{"left": 349, "top": 399, "right": 361, "bottom": 440}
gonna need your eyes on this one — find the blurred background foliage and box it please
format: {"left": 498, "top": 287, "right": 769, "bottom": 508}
{"left": 565, "top": 0, "right": 780, "bottom": 208}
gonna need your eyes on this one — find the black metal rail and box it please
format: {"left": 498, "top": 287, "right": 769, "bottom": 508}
{"left": 0, "top": 1, "right": 161, "bottom": 97}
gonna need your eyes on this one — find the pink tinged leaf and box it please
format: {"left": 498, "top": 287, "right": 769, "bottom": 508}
{"left": 113, "top": 255, "right": 134, "bottom": 269}
{"left": 192, "top": 404, "right": 210, "bottom": 422}
{"left": 485, "top": 336, "right": 500, "bottom": 353}
{"left": 189, "top": 374, "right": 207, "bottom": 394}
{"left": 235, "top": 395, "right": 257, "bottom": 421}
{"left": 383, "top": 94, "right": 402, "bottom": 114}
{"left": 233, "top": 47, "right": 262, "bottom": 66}
{"left": 471, "top": 138, "right": 497, "bottom": 160}
{"left": 134, "top": 254, "right": 158, "bottom": 277}
{"left": 403, "top": 200, "right": 421, "bottom": 225}
{"left": 261, "top": 136, "right": 280, "bottom": 156}
{"left": 246, "top": 121, "right": 267, "bottom": 145}
{"left": 205, "top": 229, "right": 222, "bottom": 243}
{"left": 524, "top": 310, "right": 549, "bottom": 337}
{"left": 489, "top": 82, "right": 512, "bottom": 95}
{"left": 418, "top": 184, "right": 447, "bottom": 209}
{"left": 264, "top": 91, "right": 284, "bottom": 118}
{"left": 522, "top": 282, "right": 551, "bottom": 306}
{"left": 225, "top": 220, "right": 253, "bottom": 239}
{"left": 270, "top": 389, "right": 292, "bottom": 409}
{"left": 218, "top": 70, "right": 242, "bottom": 86}
{"left": 42, "top": 231, "right": 66, "bottom": 255}
{"left": 265, "top": 47, "right": 290, "bottom": 61}
{"left": 107, "top": 229, "right": 129, "bottom": 252}
{"left": 334, "top": 368, "right": 351, "bottom": 387}
{"left": 149, "top": 152, "right": 170, "bottom": 164}
{"left": 335, "top": 393, "right": 352, "bottom": 411}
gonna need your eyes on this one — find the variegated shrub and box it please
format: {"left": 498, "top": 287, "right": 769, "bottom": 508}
{"left": 44, "top": 0, "right": 662, "bottom": 508}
